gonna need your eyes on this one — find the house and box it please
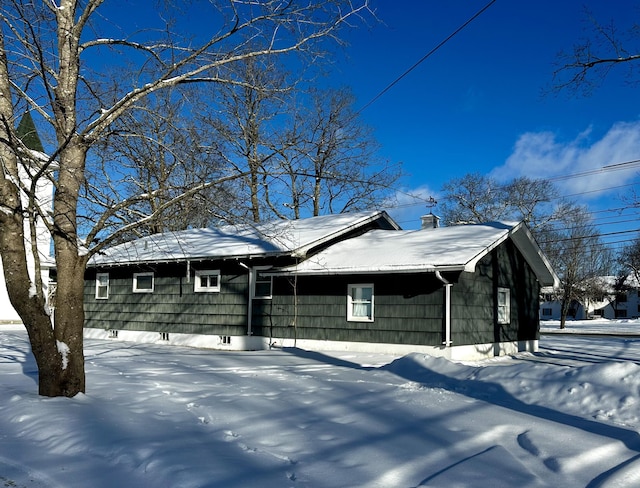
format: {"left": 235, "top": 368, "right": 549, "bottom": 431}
{"left": 260, "top": 220, "right": 558, "bottom": 359}
{"left": 84, "top": 210, "right": 399, "bottom": 347}
{"left": 540, "top": 276, "right": 640, "bottom": 321}
{"left": 0, "top": 112, "right": 55, "bottom": 323}
{"left": 84, "top": 213, "right": 558, "bottom": 360}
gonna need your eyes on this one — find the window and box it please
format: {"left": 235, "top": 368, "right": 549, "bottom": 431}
{"left": 194, "top": 270, "right": 220, "bottom": 292}
{"left": 253, "top": 268, "right": 272, "bottom": 299}
{"left": 348, "top": 284, "right": 374, "bottom": 322}
{"left": 95, "top": 273, "right": 109, "bottom": 299}
{"left": 616, "top": 309, "right": 628, "bottom": 318}
{"left": 133, "top": 272, "right": 154, "bottom": 293}
{"left": 497, "top": 287, "right": 510, "bottom": 324}
{"left": 541, "top": 308, "right": 552, "bottom": 316}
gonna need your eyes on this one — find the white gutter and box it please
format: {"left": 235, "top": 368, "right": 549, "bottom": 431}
{"left": 435, "top": 270, "right": 453, "bottom": 347}
{"left": 238, "top": 262, "right": 253, "bottom": 336}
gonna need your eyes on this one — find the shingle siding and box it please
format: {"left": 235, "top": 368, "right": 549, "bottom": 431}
{"left": 84, "top": 262, "right": 249, "bottom": 335}
{"left": 253, "top": 273, "right": 448, "bottom": 345}
{"left": 83, "top": 229, "right": 543, "bottom": 352}
{"left": 254, "top": 237, "right": 541, "bottom": 348}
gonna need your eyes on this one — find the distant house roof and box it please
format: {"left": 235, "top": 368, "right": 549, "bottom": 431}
{"left": 89, "top": 210, "right": 399, "bottom": 266}
{"left": 275, "top": 221, "right": 559, "bottom": 287}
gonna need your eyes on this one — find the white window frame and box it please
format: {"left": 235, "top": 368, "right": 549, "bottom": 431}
{"left": 194, "top": 269, "right": 221, "bottom": 293}
{"left": 95, "top": 273, "right": 109, "bottom": 300}
{"left": 252, "top": 267, "right": 273, "bottom": 299}
{"left": 347, "top": 283, "right": 374, "bottom": 322}
{"left": 497, "top": 287, "right": 511, "bottom": 324}
{"left": 133, "top": 272, "right": 154, "bottom": 293}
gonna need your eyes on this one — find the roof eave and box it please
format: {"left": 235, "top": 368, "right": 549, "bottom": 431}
{"left": 269, "top": 264, "right": 466, "bottom": 276}
{"left": 88, "top": 249, "right": 294, "bottom": 268}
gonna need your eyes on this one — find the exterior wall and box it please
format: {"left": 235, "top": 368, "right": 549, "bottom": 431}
{"left": 602, "top": 289, "right": 640, "bottom": 319}
{"left": 453, "top": 239, "right": 540, "bottom": 348}
{"left": 82, "top": 235, "right": 543, "bottom": 359}
{"left": 253, "top": 273, "right": 446, "bottom": 346}
{"left": 254, "top": 238, "right": 541, "bottom": 354}
{"left": 84, "top": 262, "right": 250, "bottom": 336}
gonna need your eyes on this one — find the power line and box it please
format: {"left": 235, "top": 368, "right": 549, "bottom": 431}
{"left": 356, "top": 0, "right": 497, "bottom": 115}
{"left": 546, "top": 159, "right": 640, "bottom": 182}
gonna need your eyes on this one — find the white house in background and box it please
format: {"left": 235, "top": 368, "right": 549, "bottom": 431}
{"left": 0, "top": 113, "right": 55, "bottom": 323}
{"left": 540, "top": 276, "right": 640, "bottom": 321}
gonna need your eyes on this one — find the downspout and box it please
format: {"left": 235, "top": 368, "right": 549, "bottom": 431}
{"left": 435, "top": 270, "right": 452, "bottom": 347}
{"left": 239, "top": 262, "right": 253, "bottom": 336}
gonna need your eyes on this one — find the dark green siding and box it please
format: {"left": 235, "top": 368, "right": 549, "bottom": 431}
{"left": 84, "top": 234, "right": 541, "bottom": 350}
{"left": 84, "top": 262, "right": 249, "bottom": 335}
{"left": 253, "top": 273, "right": 447, "bottom": 345}
{"left": 254, "top": 236, "right": 541, "bottom": 348}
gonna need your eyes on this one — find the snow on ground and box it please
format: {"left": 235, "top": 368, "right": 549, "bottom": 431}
{"left": 541, "top": 318, "right": 640, "bottom": 335}
{"left": 2, "top": 321, "right": 640, "bottom": 487}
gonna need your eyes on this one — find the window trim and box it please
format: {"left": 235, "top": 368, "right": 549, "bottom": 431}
{"left": 194, "top": 269, "right": 221, "bottom": 293}
{"left": 95, "top": 272, "right": 109, "bottom": 300}
{"left": 133, "top": 272, "right": 154, "bottom": 293}
{"left": 347, "top": 283, "right": 374, "bottom": 322}
{"left": 497, "top": 287, "right": 511, "bottom": 325}
{"left": 252, "top": 267, "right": 273, "bottom": 300}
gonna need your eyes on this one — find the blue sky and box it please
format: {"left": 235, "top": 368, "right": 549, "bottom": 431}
{"left": 333, "top": 1, "right": 640, "bottom": 241}
{"left": 53, "top": 1, "right": 640, "bottom": 248}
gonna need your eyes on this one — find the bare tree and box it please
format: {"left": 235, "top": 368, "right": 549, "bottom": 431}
{"left": 293, "top": 87, "right": 400, "bottom": 216}
{"left": 440, "top": 174, "right": 516, "bottom": 225}
{"left": 440, "top": 174, "right": 560, "bottom": 230}
{"left": 89, "top": 89, "right": 237, "bottom": 237}
{"left": 618, "top": 237, "right": 640, "bottom": 286}
{"left": 201, "top": 55, "right": 291, "bottom": 222}
{"left": 201, "top": 66, "right": 401, "bottom": 221}
{"left": 553, "top": 8, "right": 640, "bottom": 95}
{"left": 540, "top": 205, "right": 613, "bottom": 328}
{"left": 0, "top": 0, "right": 371, "bottom": 397}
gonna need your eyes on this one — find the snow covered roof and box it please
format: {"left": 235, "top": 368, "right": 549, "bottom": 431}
{"left": 89, "top": 210, "right": 398, "bottom": 266}
{"left": 275, "top": 221, "right": 559, "bottom": 287}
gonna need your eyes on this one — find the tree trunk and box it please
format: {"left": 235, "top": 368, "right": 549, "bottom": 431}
{"left": 559, "top": 297, "right": 568, "bottom": 329}
{"left": 47, "top": 237, "right": 87, "bottom": 397}
{"left": 0, "top": 210, "right": 86, "bottom": 396}
{"left": 0, "top": 181, "right": 70, "bottom": 396}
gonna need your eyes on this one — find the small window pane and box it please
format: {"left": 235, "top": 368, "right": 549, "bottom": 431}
{"left": 133, "top": 273, "right": 154, "bottom": 293}
{"left": 348, "top": 284, "right": 374, "bottom": 322}
{"left": 194, "top": 270, "right": 220, "bottom": 292}
{"left": 253, "top": 270, "right": 272, "bottom": 299}
{"left": 96, "top": 273, "right": 109, "bottom": 299}
{"left": 497, "top": 288, "right": 510, "bottom": 324}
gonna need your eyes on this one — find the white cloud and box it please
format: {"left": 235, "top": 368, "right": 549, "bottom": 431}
{"left": 385, "top": 184, "right": 439, "bottom": 229}
{"left": 492, "top": 121, "right": 640, "bottom": 199}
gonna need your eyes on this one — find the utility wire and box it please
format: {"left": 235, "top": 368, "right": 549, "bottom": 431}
{"left": 356, "top": 0, "right": 497, "bottom": 115}
{"left": 546, "top": 159, "right": 640, "bottom": 182}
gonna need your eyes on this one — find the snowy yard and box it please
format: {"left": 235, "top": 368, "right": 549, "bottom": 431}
{"left": 2, "top": 321, "right": 640, "bottom": 487}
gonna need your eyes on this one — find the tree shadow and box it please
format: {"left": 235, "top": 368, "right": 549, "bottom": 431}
{"left": 280, "top": 346, "right": 376, "bottom": 370}
{"left": 0, "top": 333, "right": 39, "bottom": 385}
{"left": 381, "top": 354, "right": 640, "bottom": 454}
{"left": 282, "top": 347, "right": 640, "bottom": 458}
